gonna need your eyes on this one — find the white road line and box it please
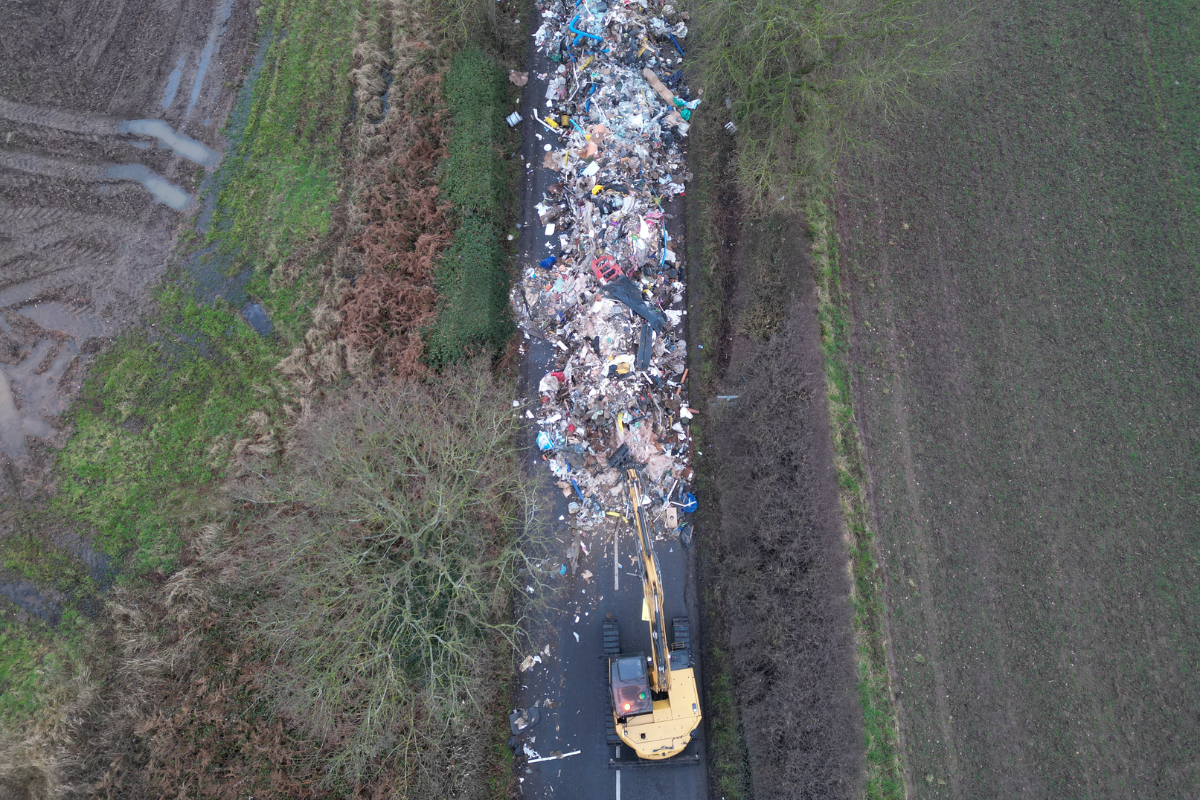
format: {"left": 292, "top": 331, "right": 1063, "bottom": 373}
{"left": 615, "top": 769, "right": 621, "bottom": 800}
{"left": 614, "top": 528, "right": 620, "bottom": 591}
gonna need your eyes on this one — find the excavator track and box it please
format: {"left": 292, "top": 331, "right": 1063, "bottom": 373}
{"left": 603, "top": 618, "right": 622, "bottom": 746}
{"left": 603, "top": 618, "right": 621, "bottom": 655}
{"left": 671, "top": 617, "right": 690, "bottom": 651}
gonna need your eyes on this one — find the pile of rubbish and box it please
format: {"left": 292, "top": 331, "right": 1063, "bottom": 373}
{"left": 514, "top": 0, "right": 699, "bottom": 551}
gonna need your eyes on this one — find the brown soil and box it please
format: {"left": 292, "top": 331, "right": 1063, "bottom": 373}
{"left": 835, "top": 1, "right": 1200, "bottom": 795}
{"left": 0, "top": 0, "right": 257, "bottom": 479}
{"left": 690, "top": 116, "right": 864, "bottom": 798}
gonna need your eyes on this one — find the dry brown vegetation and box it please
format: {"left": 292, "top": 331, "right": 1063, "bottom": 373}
{"left": 5, "top": 363, "right": 531, "bottom": 800}
{"left": 341, "top": 68, "right": 449, "bottom": 380}
{"left": 705, "top": 297, "right": 864, "bottom": 798}
{"left": 688, "top": 107, "right": 868, "bottom": 798}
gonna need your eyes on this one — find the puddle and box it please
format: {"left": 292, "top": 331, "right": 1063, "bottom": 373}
{"left": 0, "top": 339, "right": 74, "bottom": 458}
{"left": 16, "top": 301, "right": 114, "bottom": 339}
{"left": 120, "top": 119, "right": 221, "bottom": 167}
{"left": 241, "top": 302, "right": 273, "bottom": 336}
{"left": 187, "top": 0, "right": 238, "bottom": 115}
{"left": 162, "top": 54, "right": 187, "bottom": 109}
{"left": 0, "top": 570, "right": 60, "bottom": 623}
{"left": 0, "top": 369, "right": 51, "bottom": 457}
{"left": 0, "top": 302, "right": 116, "bottom": 458}
{"left": 374, "top": 67, "right": 394, "bottom": 123}
{"left": 54, "top": 531, "right": 116, "bottom": 591}
{"left": 104, "top": 163, "right": 193, "bottom": 210}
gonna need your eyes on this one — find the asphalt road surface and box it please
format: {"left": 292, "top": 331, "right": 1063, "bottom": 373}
{"left": 511, "top": 36, "right": 707, "bottom": 800}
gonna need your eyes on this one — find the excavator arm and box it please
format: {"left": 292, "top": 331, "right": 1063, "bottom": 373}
{"left": 626, "top": 468, "right": 671, "bottom": 693}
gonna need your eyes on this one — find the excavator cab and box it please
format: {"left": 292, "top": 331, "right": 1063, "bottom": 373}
{"left": 610, "top": 654, "right": 653, "bottom": 718}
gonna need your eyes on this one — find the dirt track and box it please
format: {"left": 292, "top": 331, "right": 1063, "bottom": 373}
{"left": 0, "top": 0, "right": 255, "bottom": 479}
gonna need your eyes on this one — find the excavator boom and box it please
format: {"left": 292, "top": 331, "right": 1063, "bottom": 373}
{"left": 627, "top": 469, "right": 671, "bottom": 693}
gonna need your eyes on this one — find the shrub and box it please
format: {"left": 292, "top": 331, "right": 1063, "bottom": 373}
{"left": 425, "top": 47, "right": 514, "bottom": 368}
{"left": 236, "top": 361, "right": 538, "bottom": 790}
{"left": 692, "top": 0, "right": 963, "bottom": 209}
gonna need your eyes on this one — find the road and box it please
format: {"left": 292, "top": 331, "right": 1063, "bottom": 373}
{"left": 510, "top": 34, "right": 708, "bottom": 800}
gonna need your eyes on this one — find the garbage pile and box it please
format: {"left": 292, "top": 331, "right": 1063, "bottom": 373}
{"left": 515, "top": 0, "right": 699, "bottom": 549}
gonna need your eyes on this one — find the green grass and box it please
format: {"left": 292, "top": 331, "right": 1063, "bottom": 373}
{"left": 0, "top": 611, "right": 89, "bottom": 728}
{"left": 807, "top": 192, "right": 905, "bottom": 800}
{"left": 0, "top": 533, "right": 95, "bottom": 599}
{"left": 0, "top": 622, "right": 55, "bottom": 724}
{"left": 211, "top": 0, "right": 359, "bottom": 270}
{"left": 704, "top": 643, "right": 752, "bottom": 800}
{"left": 53, "top": 289, "right": 286, "bottom": 573}
{"left": 425, "top": 47, "right": 515, "bottom": 368}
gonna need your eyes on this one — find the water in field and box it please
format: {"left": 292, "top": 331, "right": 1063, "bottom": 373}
{"left": 0, "top": 302, "right": 115, "bottom": 457}
{"left": 121, "top": 119, "right": 220, "bottom": 167}
{"left": 187, "top": 0, "right": 238, "bottom": 115}
{"left": 162, "top": 54, "right": 187, "bottom": 109}
{"left": 105, "top": 163, "right": 192, "bottom": 210}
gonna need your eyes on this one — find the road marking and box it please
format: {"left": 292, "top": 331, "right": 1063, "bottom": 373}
{"left": 614, "top": 528, "right": 619, "bottom": 591}
{"left": 615, "top": 769, "right": 621, "bottom": 800}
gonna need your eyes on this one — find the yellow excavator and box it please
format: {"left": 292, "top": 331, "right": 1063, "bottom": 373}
{"left": 603, "top": 468, "right": 702, "bottom": 760}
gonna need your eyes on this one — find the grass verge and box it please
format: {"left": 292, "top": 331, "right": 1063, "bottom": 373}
{"left": 806, "top": 190, "right": 905, "bottom": 799}
{"left": 211, "top": 0, "right": 358, "bottom": 275}
{"left": 703, "top": 637, "right": 752, "bottom": 800}
{"left": 53, "top": 289, "right": 286, "bottom": 574}
{"left": 425, "top": 47, "right": 516, "bottom": 368}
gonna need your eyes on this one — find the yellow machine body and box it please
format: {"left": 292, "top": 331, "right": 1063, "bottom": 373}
{"left": 610, "top": 469, "right": 702, "bottom": 760}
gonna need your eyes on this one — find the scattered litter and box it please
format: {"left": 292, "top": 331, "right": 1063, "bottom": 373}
{"left": 509, "top": 706, "right": 541, "bottom": 734}
{"left": 509, "top": 70, "right": 530, "bottom": 87}
{"left": 519, "top": 654, "right": 544, "bottom": 672}
{"left": 507, "top": 111, "right": 523, "bottom": 128}
{"left": 527, "top": 750, "right": 582, "bottom": 764}
{"left": 517, "top": 0, "right": 698, "bottom": 562}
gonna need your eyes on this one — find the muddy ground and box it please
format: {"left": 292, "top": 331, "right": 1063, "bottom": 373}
{"left": 0, "top": 0, "right": 257, "bottom": 489}
{"left": 689, "top": 115, "right": 863, "bottom": 798}
{"left": 836, "top": 0, "right": 1200, "bottom": 796}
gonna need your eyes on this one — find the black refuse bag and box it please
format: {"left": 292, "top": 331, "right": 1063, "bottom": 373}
{"left": 601, "top": 276, "right": 667, "bottom": 333}
{"left": 636, "top": 321, "right": 654, "bottom": 370}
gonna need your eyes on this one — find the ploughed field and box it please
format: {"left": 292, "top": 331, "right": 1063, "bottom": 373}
{"left": 836, "top": 1, "right": 1199, "bottom": 797}
{"left": 0, "top": 0, "right": 252, "bottom": 476}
